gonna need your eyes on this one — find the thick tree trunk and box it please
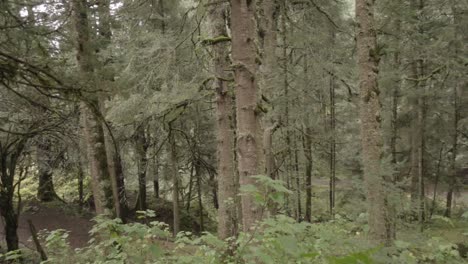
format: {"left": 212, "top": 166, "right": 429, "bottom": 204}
{"left": 0, "top": 140, "right": 25, "bottom": 251}
{"left": 3, "top": 208, "right": 18, "bottom": 252}
{"left": 208, "top": 0, "right": 239, "bottom": 239}
{"left": 355, "top": 0, "right": 393, "bottom": 244}
{"left": 72, "top": 0, "right": 115, "bottom": 215}
{"left": 80, "top": 103, "right": 114, "bottom": 215}
{"left": 97, "top": 0, "right": 128, "bottom": 220}
{"left": 230, "top": 0, "right": 261, "bottom": 231}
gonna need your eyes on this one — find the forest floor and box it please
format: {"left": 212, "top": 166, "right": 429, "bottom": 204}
{"left": 0, "top": 201, "right": 93, "bottom": 249}
{"left": 1, "top": 179, "right": 466, "bottom": 252}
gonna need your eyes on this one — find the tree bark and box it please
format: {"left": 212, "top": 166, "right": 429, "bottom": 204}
{"left": 230, "top": 0, "right": 262, "bottom": 231}
{"left": 0, "top": 139, "right": 26, "bottom": 251}
{"left": 445, "top": 0, "right": 464, "bottom": 218}
{"left": 196, "top": 161, "right": 204, "bottom": 232}
{"left": 36, "top": 138, "right": 57, "bottom": 202}
{"left": 303, "top": 127, "right": 313, "bottom": 222}
{"left": 72, "top": 0, "right": 114, "bottom": 215}
{"left": 135, "top": 125, "right": 148, "bottom": 211}
{"left": 96, "top": 0, "right": 128, "bottom": 220}
{"left": 168, "top": 127, "right": 180, "bottom": 236}
{"left": 329, "top": 74, "right": 336, "bottom": 218}
{"left": 445, "top": 80, "right": 459, "bottom": 218}
{"left": 208, "top": 0, "right": 239, "bottom": 239}
{"left": 355, "top": 0, "right": 393, "bottom": 244}
{"left": 430, "top": 145, "right": 443, "bottom": 219}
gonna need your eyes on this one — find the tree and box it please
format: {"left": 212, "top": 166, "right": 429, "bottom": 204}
{"left": 355, "top": 0, "right": 393, "bottom": 244}
{"left": 72, "top": 0, "right": 115, "bottom": 216}
{"left": 230, "top": 0, "right": 263, "bottom": 231}
{"left": 207, "top": 0, "right": 239, "bottom": 240}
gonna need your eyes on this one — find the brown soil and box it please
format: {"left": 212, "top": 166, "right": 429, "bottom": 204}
{"left": 0, "top": 202, "right": 93, "bottom": 250}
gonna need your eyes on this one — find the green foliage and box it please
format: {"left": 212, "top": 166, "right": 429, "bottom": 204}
{"left": 32, "top": 210, "right": 466, "bottom": 264}
{"left": 0, "top": 250, "right": 22, "bottom": 263}
{"left": 239, "top": 175, "right": 292, "bottom": 206}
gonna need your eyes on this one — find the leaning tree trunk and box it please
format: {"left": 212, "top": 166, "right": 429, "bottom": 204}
{"left": 355, "top": 0, "right": 393, "bottom": 244}
{"left": 231, "top": 0, "right": 262, "bottom": 232}
{"left": 72, "top": 0, "right": 114, "bottom": 215}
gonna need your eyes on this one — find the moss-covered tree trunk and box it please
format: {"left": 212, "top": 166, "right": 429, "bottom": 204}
{"left": 231, "top": 0, "right": 262, "bottom": 231}
{"left": 72, "top": 0, "right": 114, "bottom": 215}
{"left": 96, "top": 0, "right": 128, "bottom": 220}
{"left": 355, "top": 0, "right": 393, "bottom": 244}
{"left": 207, "top": 0, "right": 239, "bottom": 239}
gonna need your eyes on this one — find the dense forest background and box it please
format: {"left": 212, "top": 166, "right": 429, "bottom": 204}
{"left": 0, "top": 0, "right": 467, "bottom": 263}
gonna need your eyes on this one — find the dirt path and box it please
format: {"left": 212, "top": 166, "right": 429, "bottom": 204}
{"left": 0, "top": 202, "right": 93, "bottom": 249}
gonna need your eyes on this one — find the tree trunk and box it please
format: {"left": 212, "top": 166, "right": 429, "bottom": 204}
{"left": 152, "top": 143, "right": 160, "bottom": 199}
{"left": 329, "top": 74, "right": 336, "bottom": 218}
{"left": 72, "top": 0, "right": 114, "bottom": 215}
{"left": 0, "top": 140, "right": 26, "bottom": 251}
{"left": 303, "top": 127, "right": 313, "bottom": 222}
{"left": 77, "top": 162, "right": 84, "bottom": 206}
{"left": 430, "top": 145, "right": 443, "bottom": 219}
{"left": 135, "top": 125, "right": 148, "bottom": 211}
{"left": 230, "top": 0, "right": 261, "bottom": 231}
{"left": 196, "top": 161, "right": 204, "bottom": 232}
{"left": 3, "top": 208, "right": 19, "bottom": 252}
{"left": 168, "top": 127, "right": 180, "bottom": 236}
{"left": 445, "top": 0, "right": 463, "bottom": 218}
{"left": 36, "top": 138, "right": 56, "bottom": 202}
{"left": 445, "top": 81, "right": 459, "bottom": 218}
{"left": 280, "top": 3, "right": 292, "bottom": 218}
{"left": 355, "top": 0, "right": 393, "bottom": 244}
{"left": 208, "top": 0, "right": 239, "bottom": 239}
{"left": 97, "top": 0, "right": 128, "bottom": 220}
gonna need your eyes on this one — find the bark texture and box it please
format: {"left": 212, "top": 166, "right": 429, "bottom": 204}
{"left": 231, "top": 0, "right": 262, "bottom": 231}
{"left": 72, "top": 0, "right": 114, "bottom": 215}
{"left": 97, "top": 0, "right": 128, "bottom": 220}
{"left": 209, "top": 1, "right": 239, "bottom": 239}
{"left": 135, "top": 125, "right": 148, "bottom": 211}
{"left": 0, "top": 139, "right": 25, "bottom": 251}
{"left": 355, "top": 0, "right": 393, "bottom": 244}
{"left": 36, "top": 138, "right": 57, "bottom": 202}
{"left": 168, "top": 128, "right": 180, "bottom": 236}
